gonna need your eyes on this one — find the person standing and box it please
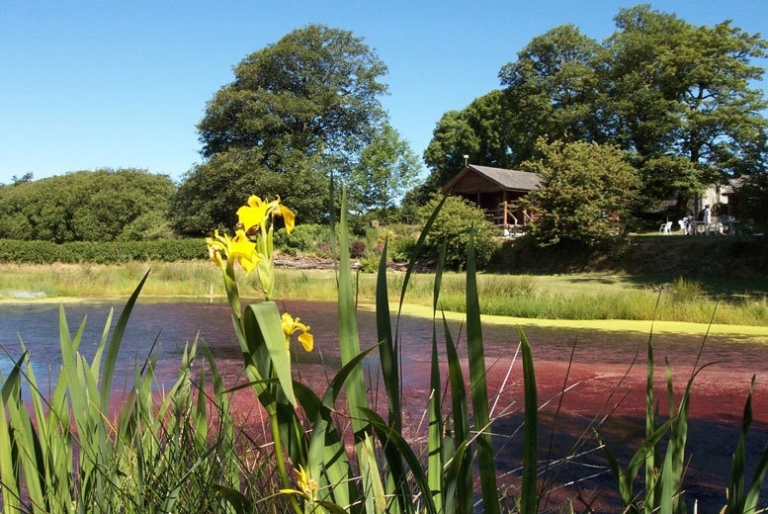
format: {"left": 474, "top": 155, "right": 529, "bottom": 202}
{"left": 703, "top": 204, "right": 712, "bottom": 234}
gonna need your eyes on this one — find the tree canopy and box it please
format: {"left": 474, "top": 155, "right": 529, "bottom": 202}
{"left": 422, "top": 5, "right": 768, "bottom": 215}
{"left": 423, "top": 90, "right": 513, "bottom": 189}
{"left": 0, "top": 169, "right": 175, "bottom": 242}
{"left": 606, "top": 5, "right": 768, "bottom": 209}
{"left": 173, "top": 24, "right": 393, "bottom": 234}
{"left": 520, "top": 140, "right": 640, "bottom": 247}
{"left": 348, "top": 123, "right": 421, "bottom": 215}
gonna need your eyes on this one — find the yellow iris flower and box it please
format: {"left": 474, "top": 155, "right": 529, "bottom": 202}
{"left": 205, "top": 229, "right": 261, "bottom": 274}
{"left": 279, "top": 465, "right": 318, "bottom": 501}
{"left": 281, "top": 312, "right": 313, "bottom": 352}
{"left": 237, "top": 195, "right": 295, "bottom": 234}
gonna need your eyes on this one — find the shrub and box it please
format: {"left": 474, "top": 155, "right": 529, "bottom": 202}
{"left": 274, "top": 223, "right": 327, "bottom": 253}
{"left": 521, "top": 139, "right": 640, "bottom": 248}
{"left": 0, "top": 239, "right": 205, "bottom": 264}
{"left": 358, "top": 255, "right": 379, "bottom": 273}
{"left": 0, "top": 168, "right": 175, "bottom": 243}
{"left": 350, "top": 239, "right": 366, "bottom": 258}
{"left": 391, "top": 234, "right": 418, "bottom": 262}
{"left": 417, "top": 194, "right": 499, "bottom": 270}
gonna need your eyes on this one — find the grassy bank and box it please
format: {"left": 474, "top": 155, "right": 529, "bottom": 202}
{"left": 2, "top": 261, "right": 768, "bottom": 328}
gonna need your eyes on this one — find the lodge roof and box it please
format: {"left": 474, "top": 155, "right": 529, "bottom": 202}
{"left": 442, "top": 164, "right": 543, "bottom": 194}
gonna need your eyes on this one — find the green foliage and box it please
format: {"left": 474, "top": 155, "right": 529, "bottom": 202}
{"left": 422, "top": 90, "right": 513, "bottom": 195}
{"left": 391, "top": 233, "right": 418, "bottom": 262}
{"left": 0, "top": 239, "right": 205, "bottom": 264}
{"left": 0, "top": 168, "right": 175, "bottom": 243}
{"left": 171, "top": 148, "right": 330, "bottom": 235}
{"left": 724, "top": 376, "right": 768, "bottom": 514}
{"left": 499, "top": 24, "right": 605, "bottom": 164}
{"left": 417, "top": 194, "right": 499, "bottom": 269}
{"left": 0, "top": 275, "right": 248, "bottom": 513}
{"left": 607, "top": 6, "right": 768, "bottom": 208}
{"left": 174, "top": 24, "right": 392, "bottom": 233}
{"left": 734, "top": 172, "right": 768, "bottom": 235}
{"left": 421, "top": 6, "right": 768, "bottom": 213}
{"left": 347, "top": 123, "right": 422, "bottom": 214}
{"left": 197, "top": 24, "right": 387, "bottom": 160}
{"left": 522, "top": 139, "right": 640, "bottom": 247}
{"left": 273, "top": 223, "right": 329, "bottom": 253}
{"left": 4, "top": 193, "right": 768, "bottom": 514}
{"left": 667, "top": 277, "right": 704, "bottom": 304}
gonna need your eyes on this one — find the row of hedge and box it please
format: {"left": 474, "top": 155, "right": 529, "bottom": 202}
{"left": 0, "top": 239, "right": 207, "bottom": 264}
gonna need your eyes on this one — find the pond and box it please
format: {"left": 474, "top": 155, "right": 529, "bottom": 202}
{"left": 1, "top": 299, "right": 767, "bottom": 512}
{"left": 2, "top": 299, "right": 766, "bottom": 396}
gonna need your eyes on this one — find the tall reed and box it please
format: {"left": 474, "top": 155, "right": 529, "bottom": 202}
{"left": 0, "top": 272, "right": 249, "bottom": 513}
{"left": 598, "top": 313, "right": 768, "bottom": 513}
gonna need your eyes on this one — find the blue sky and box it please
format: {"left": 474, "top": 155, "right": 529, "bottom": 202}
{"left": 1, "top": 0, "right": 766, "bottom": 185}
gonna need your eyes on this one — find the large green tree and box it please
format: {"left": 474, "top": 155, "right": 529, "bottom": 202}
{"left": 0, "top": 169, "right": 175, "bottom": 242}
{"left": 423, "top": 90, "right": 513, "bottom": 187}
{"left": 421, "top": 26, "right": 605, "bottom": 196}
{"left": 520, "top": 140, "right": 640, "bottom": 247}
{"left": 605, "top": 5, "right": 768, "bottom": 210}
{"left": 499, "top": 24, "right": 607, "bottom": 163}
{"left": 347, "top": 123, "right": 421, "bottom": 215}
{"left": 417, "top": 194, "right": 500, "bottom": 270}
{"left": 170, "top": 148, "right": 328, "bottom": 234}
{"left": 173, "top": 25, "right": 390, "bottom": 234}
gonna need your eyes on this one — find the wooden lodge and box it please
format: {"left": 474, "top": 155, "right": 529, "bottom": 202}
{"left": 441, "top": 164, "right": 542, "bottom": 228}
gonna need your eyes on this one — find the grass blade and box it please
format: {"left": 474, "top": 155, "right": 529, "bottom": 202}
{"left": 443, "top": 313, "right": 472, "bottom": 513}
{"left": 360, "top": 407, "right": 438, "bottom": 514}
{"left": 465, "top": 226, "right": 500, "bottom": 514}
{"left": 375, "top": 236, "right": 401, "bottom": 431}
{"left": 243, "top": 301, "right": 296, "bottom": 407}
{"left": 100, "top": 270, "right": 150, "bottom": 412}
{"left": 337, "top": 187, "right": 385, "bottom": 512}
{"left": 518, "top": 328, "right": 538, "bottom": 514}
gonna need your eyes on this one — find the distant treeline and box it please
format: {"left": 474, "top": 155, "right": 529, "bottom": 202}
{"left": 0, "top": 168, "right": 175, "bottom": 243}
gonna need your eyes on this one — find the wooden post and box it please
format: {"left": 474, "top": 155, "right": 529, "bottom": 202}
{"left": 503, "top": 191, "right": 509, "bottom": 226}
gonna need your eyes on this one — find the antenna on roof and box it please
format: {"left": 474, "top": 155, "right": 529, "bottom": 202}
{"left": 463, "top": 154, "right": 469, "bottom": 167}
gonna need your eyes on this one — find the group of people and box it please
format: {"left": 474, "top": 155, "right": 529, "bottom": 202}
{"left": 679, "top": 205, "right": 734, "bottom": 235}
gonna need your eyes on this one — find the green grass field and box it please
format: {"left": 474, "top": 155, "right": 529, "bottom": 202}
{"left": 2, "top": 261, "right": 768, "bottom": 329}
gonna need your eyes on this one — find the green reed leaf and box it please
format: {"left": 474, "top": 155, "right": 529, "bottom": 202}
{"left": 428, "top": 238, "right": 447, "bottom": 513}
{"left": 375, "top": 236, "right": 401, "bottom": 431}
{"left": 443, "top": 312, "right": 472, "bottom": 513}
{"left": 294, "top": 346, "right": 379, "bottom": 509}
{"left": 337, "top": 187, "right": 386, "bottom": 513}
{"left": 0, "top": 354, "right": 24, "bottom": 511}
{"left": 213, "top": 484, "right": 250, "bottom": 514}
{"left": 244, "top": 301, "right": 296, "bottom": 407}
{"left": 294, "top": 382, "right": 355, "bottom": 508}
{"left": 100, "top": 269, "right": 150, "bottom": 412}
{"left": 725, "top": 375, "right": 768, "bottom": 514}
{"left": 465, "top": 226, "right": 500, "bottom": 514}
{"left": 597, "top": 417, "right": 675, "bottom": 508}
{"left": 519, "top": 328, "right": 539, "bottom": 514}
{"left": 359, "top": 407, "right": 438, "bottom": 514}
